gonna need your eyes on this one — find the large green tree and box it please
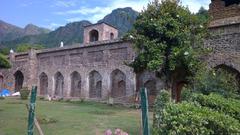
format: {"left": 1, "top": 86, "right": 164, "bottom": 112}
{"left": 128, "top": 0, "right": 207, "bottom": 89}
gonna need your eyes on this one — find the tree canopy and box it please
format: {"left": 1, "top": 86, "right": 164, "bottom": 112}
{"left": 127, "top": 0, "right": 208, "bottom": 88}
{"left": 0, "top": 53, "right": 11, "bottom": 69}
{"left": 16, "top": 43, "right": 45, "bottom": 53}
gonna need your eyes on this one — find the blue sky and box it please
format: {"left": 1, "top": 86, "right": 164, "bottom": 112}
{"left": 0, "top": 0, "right": 211, "bottom": 30}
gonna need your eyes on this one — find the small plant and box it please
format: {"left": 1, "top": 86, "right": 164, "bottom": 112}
{"left": 20, "top": 87, "right": 30, "bottom": 100}
{"left": 37, "top": 116, "right": 57, "bottom": 124}
{"left": 0, "top": 96, "right": 5, "bottom": 100}
{"left": 105, "top": 129, "right": 129, "bottom": 135}
{"left": 80, "top": 98, "right": 85, "bottom": 102}
{"left": 39, "top": 97, "right": 45, "bottom": 100}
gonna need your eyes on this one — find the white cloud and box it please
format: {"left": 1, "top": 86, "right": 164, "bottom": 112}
{"left": 66, "top": 17, "right": 84, "bottom": 22}
{"left": 55, "top": 0, "right": 211, "bottom": 23}
{"left": 55, "top": 6, "right": 111, "bottom": 15}
{"left": 20, "top": 2, "right": 33, "bottom": 7}
{"left": 54, "top": 0, "right": 149, "bottom": 23}
{"left": 46, "top": 23, "right": 64, "bottom": 30}
{"left": 53, "top": 0, "right": 77, "bottom": 8}
{"left": 182, "top": 0, "right": 211, "bottom": 13}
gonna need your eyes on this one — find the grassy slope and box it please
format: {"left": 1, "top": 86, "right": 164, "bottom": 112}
{"left": 0, "top": 98, "right": 151, "bottom": 135}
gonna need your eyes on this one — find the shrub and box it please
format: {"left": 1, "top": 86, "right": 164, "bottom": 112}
{"left": 189, "top": 93, "right": 240, "bottom": 121}
{"left": 37, "top": 116, "right": 57, "bottom": 124}
{"left": 0, "top": 96, "right": 5, "bottom": 100}
{"left": 0, "top": 53, "right": 11, "bottom": 68}
{"left": 153, "top": 91, "right": 240, "bottom": 135}
{"left": 20, "top": 87, "right": 30, "bottom": 100}
{"left": 153, "top": 102, "right": 240, "bottom": 134}
{"left": 39, "top": 97, "right": 45, "bottom": 100}
{"left": 192, "top": 67, "right": 239, "bottom": 98}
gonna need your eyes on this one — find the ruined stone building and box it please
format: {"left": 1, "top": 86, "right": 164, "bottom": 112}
{"left": 0, "top": 0, "right": 239, "bottom": 103}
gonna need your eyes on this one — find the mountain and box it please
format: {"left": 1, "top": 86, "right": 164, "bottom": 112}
{"left": 0, "top": 20, "right": 50, "bottom": 42}
{"left": 23, "top": 24, "right": 50, "bottom": 36}
{"left": 1, "top": 21, "right": 92, "bottom": 48}
{"left": 0, "top": 20, "right": 24, "bottom": 42}
{"left": 98, "top": 7, "right": 139, "bottom": 36}
{"left": 42, "top": 20, "right": 91, "bottom": 48}
{"left": 0, "top": 7, "right": 139, "bottom": 49}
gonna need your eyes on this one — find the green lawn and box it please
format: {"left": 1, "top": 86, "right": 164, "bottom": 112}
{"left": 0, "top": 97, "right": 151, "bottom": 135}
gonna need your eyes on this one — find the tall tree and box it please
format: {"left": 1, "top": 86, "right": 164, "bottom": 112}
{"left": 127, "top": 0, "right": 207, "bottom": 90}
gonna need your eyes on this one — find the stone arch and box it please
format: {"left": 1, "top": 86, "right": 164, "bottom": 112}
{"left": 144, "top": 79, "right": 157, "bottom": 105}
{"left": 39, "top": 72, "right": 48, "bottom": 96}
{"left": 215, "top": 64, "right": 240, "bottom": 92}
{"left": 89, "top": 70, "right": 102, "bottom": 98}
{"left": 110, "top": 33, "right": 114, "bottom": 40}
{"left": 175, "top": 81, "right": 187, "bottom": 102}
{"left": 14, "top": 70, "right": 24, "bottom": 92}
{"left": 144, "top": 80, "right": 157, "bottom": 96}
{"left": 70, "top": 71, "right": 81, "bottom": 97}
{"left": 0, "top": 75, "right": 3, "bottom": 90}
{"left": 89, "top": 29, "right": 99, "bottom": 42}
{"left": 111, "top": 69, "right": 126, "bottom": 98}
{"left": 54, "top": 72, "right": 64, "bottom": 98}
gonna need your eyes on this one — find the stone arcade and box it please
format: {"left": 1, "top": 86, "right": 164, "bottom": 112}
{"left": 0, "top": 0, "right": 240, "bottom": 103}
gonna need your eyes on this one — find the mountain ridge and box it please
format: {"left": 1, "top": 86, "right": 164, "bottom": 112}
{"left": 0, "top": 7, "right": 139, "bottom": 49}
{"left": 0, "top": 20, "right": 51, "bottom": 42}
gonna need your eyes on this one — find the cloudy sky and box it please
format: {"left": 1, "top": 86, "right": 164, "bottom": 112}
{"left": 0, "top": 0, "right": 211, "bottom": 30}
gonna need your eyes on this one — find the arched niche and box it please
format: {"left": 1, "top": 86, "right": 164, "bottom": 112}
{"left": 89, "top": 70, "right": 102, "bottom": 98}
{"left": 111, "top": 69, "right": 126, "bottom": 98}
{"left": 70, "top": 71, "right": 81, "bottom": 97}
{"left": 54, "top": 72, "right": 64, "bottom": 98}
{"left": 89, "top": 29, "right": 99, "bottom": 42}
{"left": 14, "top": 70, "right": 24, "bottom": 92}
{"left": 39, "top": 72, "right": 48, "bottom": 96}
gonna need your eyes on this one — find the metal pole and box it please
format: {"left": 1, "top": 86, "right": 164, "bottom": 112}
{"left": 28, "top": 86, "right": 37, "bottom": 135}
{"left": 140, "top": 87, "right": 150, "bottom": 135}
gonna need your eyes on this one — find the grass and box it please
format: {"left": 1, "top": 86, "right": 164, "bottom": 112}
{"left": 0, "top": 97, "right": 152, "bottom": 135}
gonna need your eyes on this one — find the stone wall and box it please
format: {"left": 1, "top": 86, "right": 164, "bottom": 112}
{"left": 0, "top": 40, "right": 138, "bottom": 102}
{"left": 35, "top": 40, "right": 135, "bottom": 102}
{"left": 209, "top": 0, "right": 240, "bottom": 21}
{"left": 0, "top": 50, "right": 37, "bottom": 92}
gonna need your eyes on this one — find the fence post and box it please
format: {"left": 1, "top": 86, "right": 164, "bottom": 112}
{"left": 28, "top": 86, "right": 37, "bottom": 135}
{"left": 140, "top": 87, "right": 150, "bottom": 135}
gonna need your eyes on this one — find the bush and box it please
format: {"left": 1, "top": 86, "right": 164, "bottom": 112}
{"left": 192, "top": 67, "right": 239, "bottom": 98}
{"left": 37, "top": 116, "right": 57, "bottom": 124}
{"left": 20, "top": 87, "right": 30, "bottom": 100}
{"left": 153, "top": 102, "right": 240, "bottom": 134}
{"left": 0, "top": 96, "right": 5, "bottom": 100}
{"left": 189, "top": 93, "right": 240, "bottom": 121}
{"left": 153, "top": 91, "right": 240, "bottom": 135}
{"left": 0, "top": 53, "right": 11, "bottom": 68}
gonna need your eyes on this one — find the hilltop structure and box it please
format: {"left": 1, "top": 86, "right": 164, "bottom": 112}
{"left": 0, "top": 0, "right": 239, "bottom": 103}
